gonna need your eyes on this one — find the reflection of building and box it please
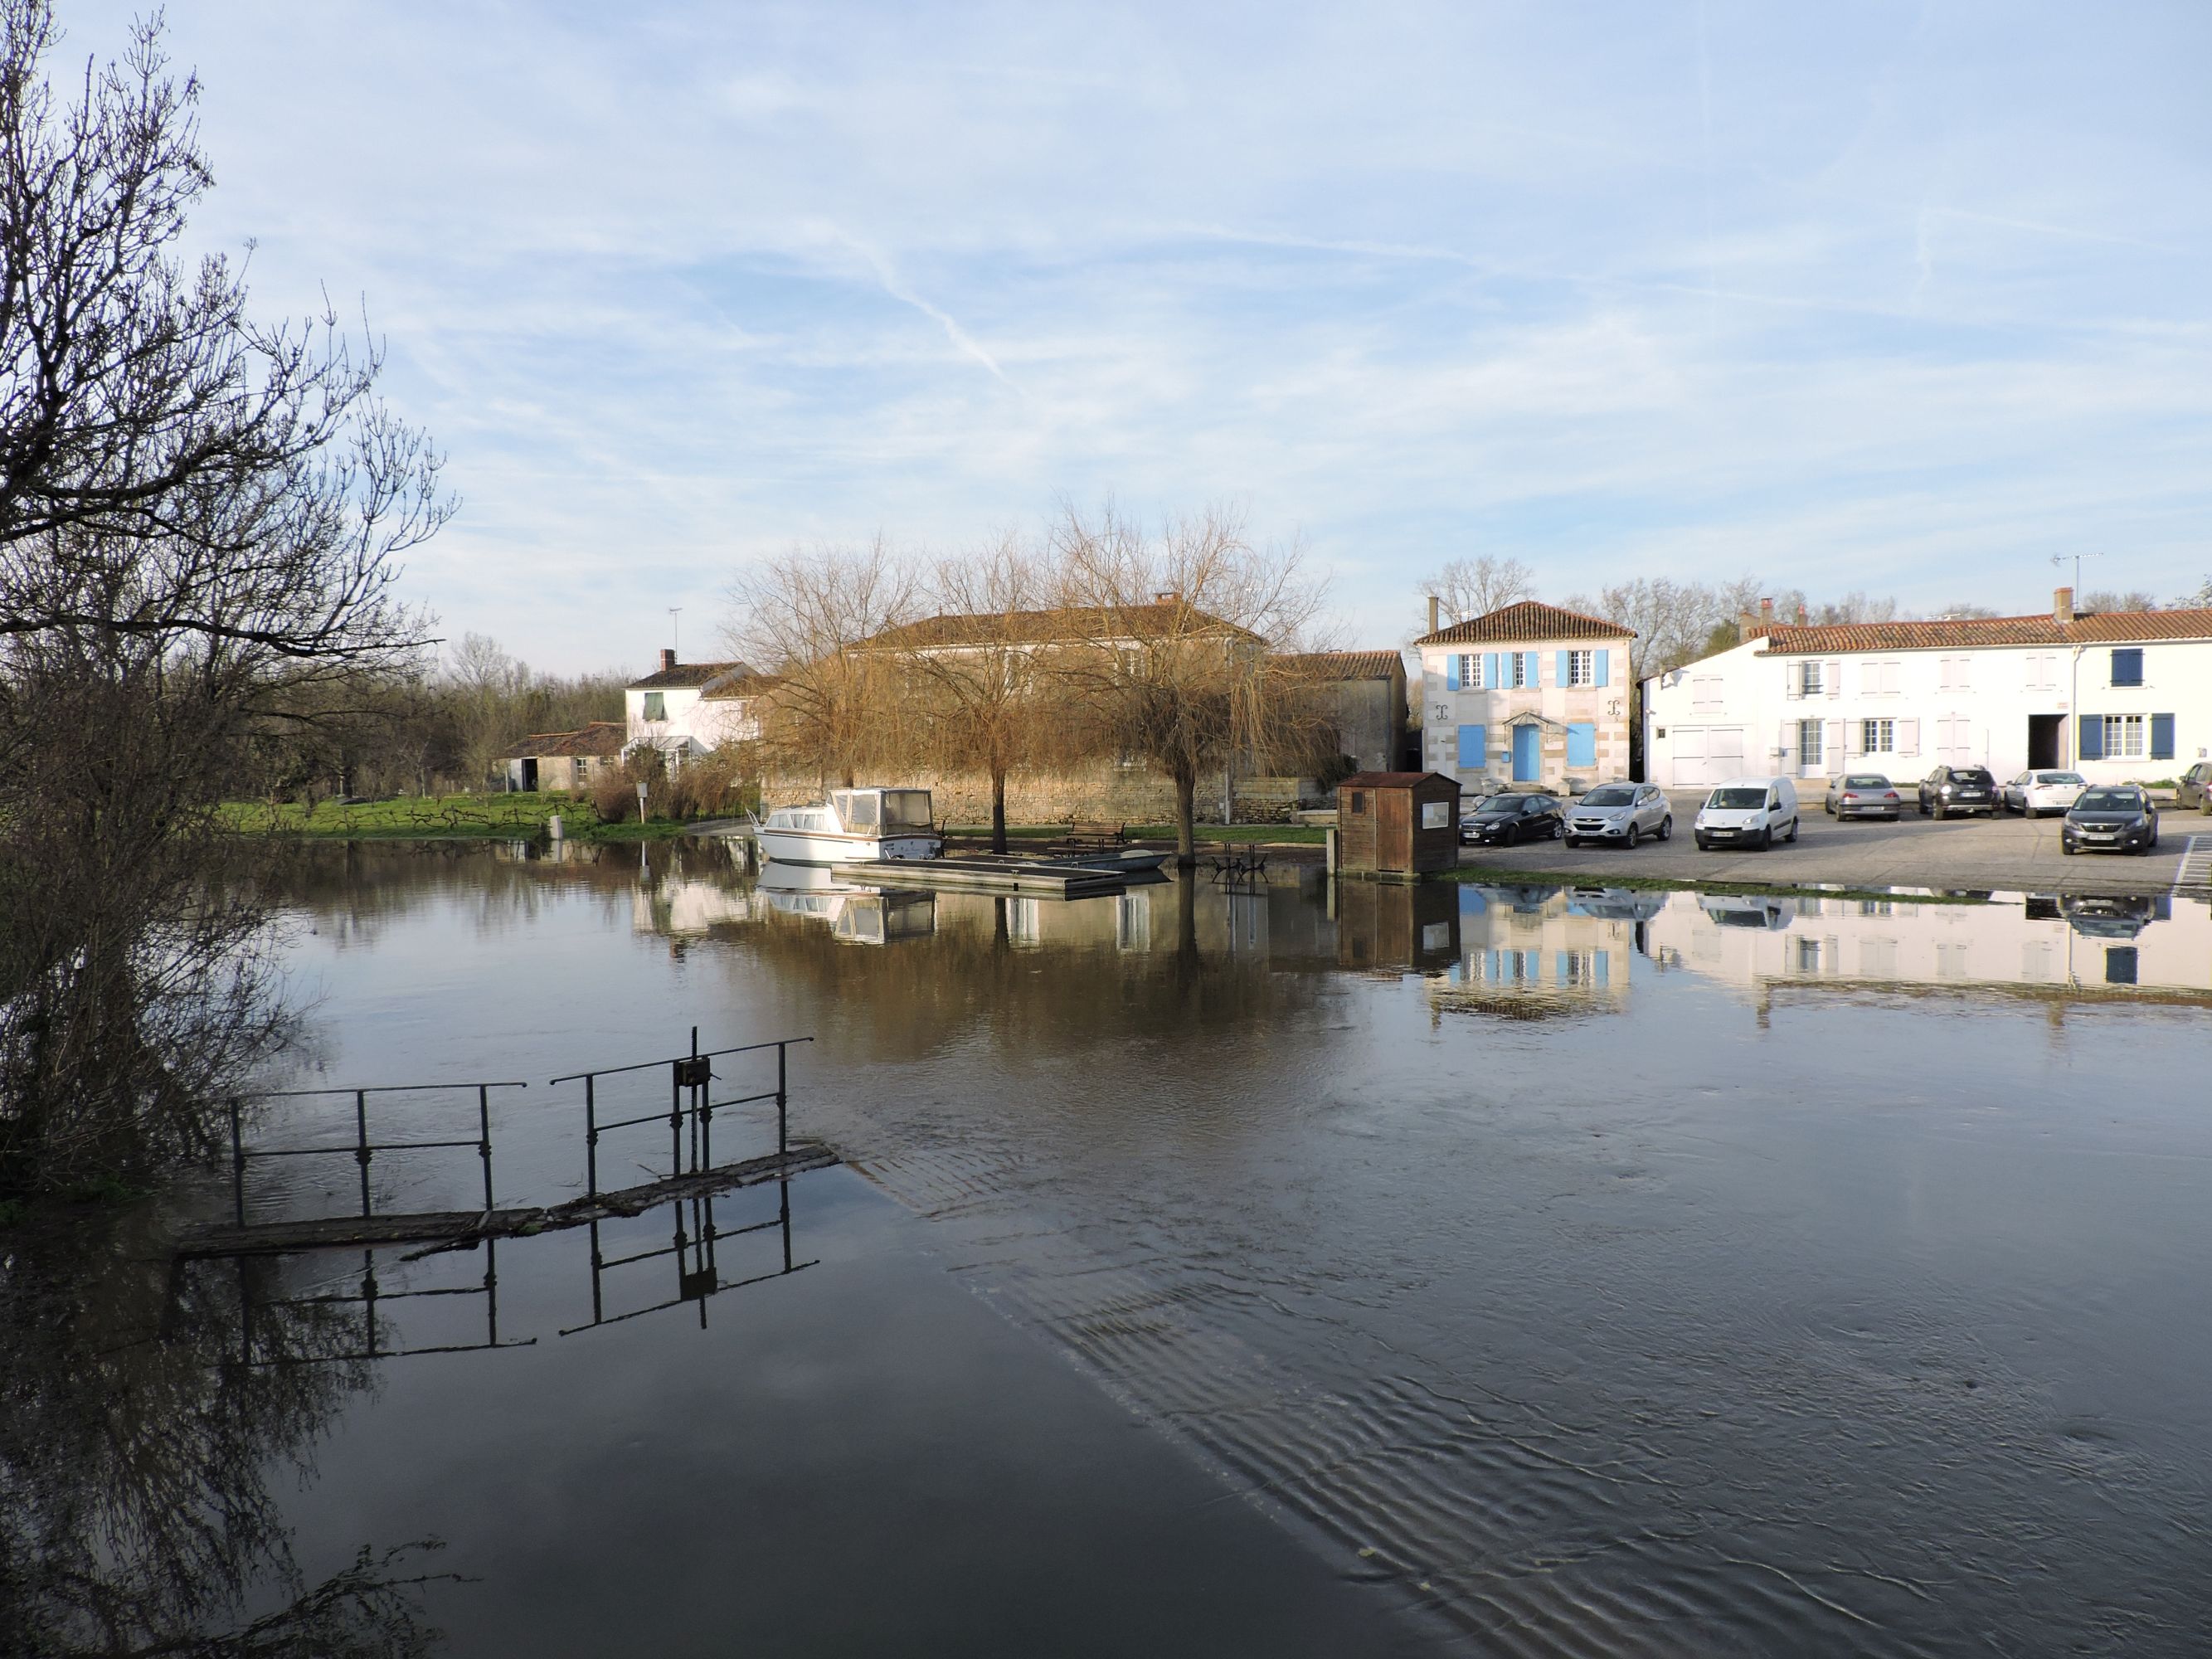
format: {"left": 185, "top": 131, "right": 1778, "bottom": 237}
{"left": 1646, "top": 890, "right": 2212, "bottom": 1005}
{"left": 1429, "top": 885, "right": 1637, "bottom": 1018}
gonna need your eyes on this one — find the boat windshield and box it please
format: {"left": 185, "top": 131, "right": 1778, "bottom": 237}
{"left": 838, "top": 791, "right": 880, "bottom": 829}
{"left": 880, "top": 790, "right": 934, "bottom": 830}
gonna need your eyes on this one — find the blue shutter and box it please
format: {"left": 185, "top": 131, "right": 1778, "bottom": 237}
{"left": 1566, "top": 722, "right": 1597, "bottom": 768}
{"left": 2150, "top": 713, "right": 2175, "bottom": 760}
{"left": 1524, "top": 651, "right": 1540, "bottom": 686}
{"left": 1593, "top": 649, "right": 1609, "bottom": 688}
{"left": 2078, "top": 717, "right": 2104, "bottom": 761}
{"left": 2111, "top": 648, "right": 2143, "bottom": 687}
{"left": 1594, "top": 951, "right": 1610, "bottom": 988}
{"left": 1445, "top": 654, "right": 1460, "bottom": 691}
{"left": 1556, "top": 649, "right": 1571, "bottom": 688}
{"left": 1484, "top": 652, "right": 1500, "bottom": 690}
{"left": 1457, "top": 723, "right": 1487, "bottom": 768}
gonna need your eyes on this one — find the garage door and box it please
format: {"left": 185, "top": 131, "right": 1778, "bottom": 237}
{"left": 1671, "top": 726, "right": 1744, "bottom": 786}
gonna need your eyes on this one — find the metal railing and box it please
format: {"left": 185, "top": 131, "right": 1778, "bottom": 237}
{"left": 226, "top": 1080, "right": 528, "bottom": 1228}
{"left": 548, "top": 1028, "right": 814, "bottom": 1199}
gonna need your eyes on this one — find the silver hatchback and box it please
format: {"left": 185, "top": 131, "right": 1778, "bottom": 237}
{"left": 1565, "top": 782, "right": 1672, "bottom": 849}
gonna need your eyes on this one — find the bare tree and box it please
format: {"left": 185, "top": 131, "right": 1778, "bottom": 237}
{"left": 1049, "top": 502, "right": 1325, "bottom": 866}
{"left": 725, "top": 537, "right": 917, "bottom": 790}
{"left": 2078, "top": 589, "right": 2161, "bottom": 614}
{"left": 1935, "top": 602, "right": 2002, "bottom": 619}
{"left": 1417, "top": 556, "right": 1537, "bottom": 627}
{"left": 873, "top": 534, "right": 1065, "bottom": 854}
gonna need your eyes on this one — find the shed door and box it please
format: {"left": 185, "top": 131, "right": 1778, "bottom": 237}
{"left": 1376, "top": 789, "right": 1411, "bottom": 870}
{"left": 1674, "top": 726, "right": 1743, "bottom": 785}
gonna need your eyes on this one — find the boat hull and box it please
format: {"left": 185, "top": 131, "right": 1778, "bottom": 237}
{"left": 756, "top": 828, "right": 941, "bottom": 867}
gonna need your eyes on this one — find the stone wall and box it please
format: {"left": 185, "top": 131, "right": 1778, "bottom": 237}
{"left": 760, "top": 762, "right": 1318, "bottom": 825}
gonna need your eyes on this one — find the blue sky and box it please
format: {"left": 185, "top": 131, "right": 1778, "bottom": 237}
{"left": 71, "top": 1, "right": 2212, "bottom": 672}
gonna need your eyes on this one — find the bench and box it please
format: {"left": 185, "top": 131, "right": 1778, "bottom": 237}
{"left": 1053, "top": 820, "right": 1127, "bottom": 854}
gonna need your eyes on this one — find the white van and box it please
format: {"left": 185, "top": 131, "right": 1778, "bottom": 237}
{"left": 1694, "top": 776, "right": 1799, "bottom": 851}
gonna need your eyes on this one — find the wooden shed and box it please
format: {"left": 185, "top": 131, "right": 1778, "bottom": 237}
{"left": 1334, "top": 771, "right": 1461, "bottom": 878}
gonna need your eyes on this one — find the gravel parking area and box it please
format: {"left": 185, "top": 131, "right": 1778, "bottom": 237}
{"left": 1459, "top": 788, "right": 2204, "bottom": 895}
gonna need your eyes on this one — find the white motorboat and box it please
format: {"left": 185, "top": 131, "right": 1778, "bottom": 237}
{"left": 754, "top": 787, "right": 942, "bottom": 867}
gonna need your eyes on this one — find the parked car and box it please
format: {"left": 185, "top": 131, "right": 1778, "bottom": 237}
{"left": 2178, "top": 761, "right": 2212, "bottom": 815}
{"left": 1693, "top": 776, "right": 1799, "bottom": 851}
{"left": 2001, "top": 770, "right": 2088, "bottom": 817}
{"left": 1564, "top": 782, "right": 1671, "bottom": 848}
{"left": 1917, "top": 765, "right": 1998, "bottom": 818}
{"left": 1824, "top": 773, "right": 1902, "bottom": 820}
{"left": 2059, "top": 786, "right": 2159, "bottom": 855}
{"left": 1461, "top": 792, "right": 1564, "bottom": 847}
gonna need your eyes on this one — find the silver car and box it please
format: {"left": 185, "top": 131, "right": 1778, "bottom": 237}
{"left": 1824, "top": 772, "right": 1903, "bottom": 820}
{"left": 1564, "top": 782, "right": 1672, "bottom": 849}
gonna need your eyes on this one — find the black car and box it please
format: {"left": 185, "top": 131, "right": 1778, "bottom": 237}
{"left": 1461, "top": 792, "right": 1564, "bottom": 846}
{"left": 2060, "top": 786, "right": 2159, "bottom": 855}
{"left": 1918, "top": 765, "right": 1998, "bottom": 819}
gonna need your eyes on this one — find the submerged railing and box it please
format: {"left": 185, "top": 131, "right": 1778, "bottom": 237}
{"left": 226, "top": 1080, "right": 528, "bottom": 1228}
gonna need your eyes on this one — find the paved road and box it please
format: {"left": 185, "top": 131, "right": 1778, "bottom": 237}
{"left": 1459, "top": 789, "right": 2205, "bottom": 896}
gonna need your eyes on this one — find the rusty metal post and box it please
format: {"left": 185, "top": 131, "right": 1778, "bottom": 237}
{"left": 776, "top": 1040, "right": 788, "bottom": 1160}
{"left": 478, "top": 1083, "right": 494, "bottom": 1213}
{"left": 584, "top": 1075, "right": 598, "bottom": 1197}
{"left": 354, "top": 1089, "right": 372, "bottom": 1218}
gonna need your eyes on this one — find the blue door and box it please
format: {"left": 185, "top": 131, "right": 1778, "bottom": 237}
{"left": 1511, "top": 724, "right": 1539, "bottom": 782}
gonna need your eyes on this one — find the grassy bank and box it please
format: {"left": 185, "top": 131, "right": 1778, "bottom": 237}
{"left": 1446, "top": 865, "right": 1990, "bottom": 905}
{"left": 219, "top": 794, "right": 691, "bottom": 842}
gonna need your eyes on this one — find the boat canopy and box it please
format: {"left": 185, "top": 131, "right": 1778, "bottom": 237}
{"left": 831, "top": 788, "right": 933, "bottom": 831}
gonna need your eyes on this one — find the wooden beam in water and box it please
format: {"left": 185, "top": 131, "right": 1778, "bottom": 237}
{"left": 177, "top": 1143, "right": 840, "bottom": 1259}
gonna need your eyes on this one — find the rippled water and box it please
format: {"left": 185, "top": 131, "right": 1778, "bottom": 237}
{"left": 197, "top": 845, "right": 2212, "bottom": 1652}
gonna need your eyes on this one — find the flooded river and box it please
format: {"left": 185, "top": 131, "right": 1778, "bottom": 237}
{"left": 25, "top": 841, "right": 2212, "bottom": 1656}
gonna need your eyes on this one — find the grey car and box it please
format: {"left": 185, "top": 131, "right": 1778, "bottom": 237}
{"left": 1564, "top": 782, "right": 1671, "bottom": 849}
{"left": 2060, "top": 786, "right": 2159, "bottom": 855}
{"left": 1824, "top": 773, "right": 1903, "bottom": 820}
{"left": 2179, "top": 761, "right": 2212, "bottom": 815}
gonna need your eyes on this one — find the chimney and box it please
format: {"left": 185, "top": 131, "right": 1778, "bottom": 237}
{"left": 1796, "top": 603, "right": 1809, "bottom": 626}
{"left": 2054, "top": 585, "right": 2073, "bottom": 625}
{"left": 1758, "top": 596, "right": 1774, "bottom": 623}
{"left": 1735, "top": 608, "right": 1757, "bottom": 644}
{"left": 1427, "top": 594, "right": 1441, "bottom": 635}
{"left": 659, "top": 648, "right": 677, "bottom": 672}
{"left": 1153, "top": 590, "right": 1180, "bottom": 606}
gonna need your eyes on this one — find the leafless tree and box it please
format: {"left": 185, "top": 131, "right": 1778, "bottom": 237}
{"left": 1048, "top": 502, "right": 1326, "bottom": 866}
{"left": 874, "top": 534, "right": 1067, "bottom": 853}
{"left": 1935, "top": 602, "right": 2002, "bottom": 619}
{"left": 725, "top": 536, "right": 917, "bottom": 790}
{"left": 2077, "top": 589, "right": 2161, "bottom": 614}
{"left": 1417, "top": 556, "right": 1537, "bottom": 628}
{"left": 0, "top": 5, "right": 450, "bottom": 1194}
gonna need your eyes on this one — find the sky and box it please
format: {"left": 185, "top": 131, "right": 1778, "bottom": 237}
{"left": 63, "top": 0, "right": 2212, "bottom": 674}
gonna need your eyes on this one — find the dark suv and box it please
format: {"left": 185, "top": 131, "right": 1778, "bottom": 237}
{"left": 2179, "top": 761, "right": 2212, "bottom": 815}
{"left": 1918, "top": 765, "right": 1997, "bottom": 819}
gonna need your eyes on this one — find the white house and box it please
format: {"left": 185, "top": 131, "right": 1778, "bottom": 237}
{"left": 625, "top": 650, "right": 770, "bottom": 766}
{"left": 1413, "top": 601, "right": 1636, "bottom": 792}
{"left": 1642, "top": 588, "right": 2212, "bottom": 789}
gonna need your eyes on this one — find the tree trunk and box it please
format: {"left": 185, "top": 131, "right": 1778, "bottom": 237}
{"left": 1173, "top": 771, "right": 1198, "bottom": 868}
{"left": 989, "top": 767, "right": 1008, "bottom": 854}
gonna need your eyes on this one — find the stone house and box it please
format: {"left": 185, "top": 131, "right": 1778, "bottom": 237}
{"left": 500, "top": 722, "right": 625, "bottom": 792}
{"left": 1412, "top": 601, "right": 1636, "bottom": 792}
{"left": 1276, "top": 651, "right": 1408, "bottom": 773}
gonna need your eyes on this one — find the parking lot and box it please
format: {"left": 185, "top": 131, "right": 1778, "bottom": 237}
{"left": 1459, "top": 788, "right": 2205, "bottom": 895}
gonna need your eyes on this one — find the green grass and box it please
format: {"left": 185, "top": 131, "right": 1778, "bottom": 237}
{"left": 1445, "top": 866, "right": 1990, "bottom": 905}
{"left": 219, "top": 794, "right": 693, "bottom": 842}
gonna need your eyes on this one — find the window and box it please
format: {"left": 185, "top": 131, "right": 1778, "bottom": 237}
{"left": 2105, "top": 946, "right": 2138, "bottom": 986}
{"left": 1565, "top": 649, "right": 1595, "bottom": 687}
{"left": 1421, "top": 800, "right": 1451, "bottom": 830}
{"left": 1456, "top": 653, "right": 1480, "bottom": 688}
{"left": 1860, "top": 718, "right": 1894, "bottom": 754}
{"left": 2111, "top": 648, "right": 2144, "bottom": 688}
{"left": 1348, "top": 791, "right": 1367, "bottom": 814}
{"left": 1794, "top": 937, "right": 1824, "bottom": 972}
{"left": 1797, "top": 719, "right": 1822, "bottom": 768}
{"left": 2104, "top": 714, "right": 2146, "bottom": 760}
{"left": 1799, "top": 661, "right": 1823, "bottom": 696}
{"left": 642, "top": 692, "right": 667, "bottom": 721}
{"left": 1507, "top": 652, "right": 1534, "bottom": 688}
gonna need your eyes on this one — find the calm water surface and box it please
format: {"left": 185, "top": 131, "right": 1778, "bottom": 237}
{"left": 158, "top": 846, "right": 2212, "bottom": 1652}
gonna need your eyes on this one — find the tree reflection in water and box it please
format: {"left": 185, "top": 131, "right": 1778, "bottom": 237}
{"left": 0, "top": 1212, "right": 450, "bottom": 1658}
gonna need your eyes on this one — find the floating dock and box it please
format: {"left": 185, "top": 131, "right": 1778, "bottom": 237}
{"left": 831, "top": 853, "right": 1161, "bottom": 898}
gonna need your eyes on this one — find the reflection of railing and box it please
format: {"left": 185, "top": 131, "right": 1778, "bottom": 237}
{"left": 562, "top": 1182, "right": 815, "bottom": 1336}
{"left": 225, "top": 1081, "right": 529, "bottom": 1228}
{"left": 227, "top": 1242, "right": 537, "bottom": 1365}
{"left": 549, "top": 1028, "right": 814, "bottom": 1199}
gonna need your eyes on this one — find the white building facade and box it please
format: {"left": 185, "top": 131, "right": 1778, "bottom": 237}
{"left": 1642, "top": 590, "right": 2212, "bottom": 790}
{"left": 1414, "top": 601, "right": 1636, "bottom": 792}
{"left": 624, "top": 651, "right": 767, "bottom": 766}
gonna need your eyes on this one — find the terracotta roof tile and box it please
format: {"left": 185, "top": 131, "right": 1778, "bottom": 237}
{"left": 1760, "top": 608, "right": 2212, "bottom": 654}
{"left": 1415, "top": 600, "right": 1634, "bottom": 646}
{"left": 500, "top": 722, "right": 626, "bottom": 760}
{"left": 1277, "top": 649, "right": 1406, "bottom": 680}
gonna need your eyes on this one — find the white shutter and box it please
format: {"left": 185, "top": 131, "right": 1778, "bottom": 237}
{"left": 1777, "top": 720, "right": 1796, "bottom": 766}
{"left": 1826, "top": 660, "right": 1843, "bottom": 699}
{"left": 1826, "top": 719, "right": 1846, "bottom": 763}
{"left": 1784, "top": 666, "right": 1802, "bottom": 701}
{"left": 1897, "top": 718, "right": 1919, "bottom": 755}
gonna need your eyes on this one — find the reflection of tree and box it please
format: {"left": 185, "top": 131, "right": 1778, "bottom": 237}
{"left": 0, "top": 1215, "right": 448, "bottom": 1657}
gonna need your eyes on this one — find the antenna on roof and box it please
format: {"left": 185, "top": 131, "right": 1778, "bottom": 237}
{"left": 668, "top": 606, "right": 683, "bottom": 660}
{"left": 2049, "top": 552, "right": 2103, "bottom": 593}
